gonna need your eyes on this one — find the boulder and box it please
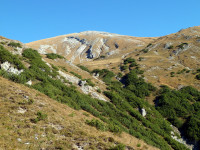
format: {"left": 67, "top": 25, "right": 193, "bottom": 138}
{"left": 26, "top": 80, "right": 32, "bottom": 86}
{"left": 140, "top": 108, "right": 147, "bottom": 117}
{"left": 1, "top": 61, "right": 10, "bottom": 71}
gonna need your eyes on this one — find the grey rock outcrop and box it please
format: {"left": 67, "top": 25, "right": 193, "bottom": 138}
{"left": 170, "top": 125, "right": 194, "bottom": 150}
{"left": 78, "top": 80, "right": 87, "bottom": 86}
{"left": 164, "top": 42, "right": 173, "bottom": 49}
{"left": 58, "top": 70, "right": 107, "bottom": 101}
{"left": 0, "top": 61, "right": 23, "bottom": 75}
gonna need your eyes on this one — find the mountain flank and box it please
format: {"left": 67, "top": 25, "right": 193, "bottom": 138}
{"left": 1, "top": 26, "right": 200, "bottom": 150}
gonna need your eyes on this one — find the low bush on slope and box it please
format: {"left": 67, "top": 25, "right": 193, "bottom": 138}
{"left": 46, "top": 53, "right": 64, "bottom": 60}
{"left": 0, "top": 46, "right": 192, "bottom": 150}
{"left": 155, "top": 85, "right": 200, "bottom": 142}
{"left": 0, "top": 45, "right": 24, "bottom": 69}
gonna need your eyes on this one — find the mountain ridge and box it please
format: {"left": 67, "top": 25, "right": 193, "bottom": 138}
{"left": 26, "top": 26, "right": 200, "bottom": 90}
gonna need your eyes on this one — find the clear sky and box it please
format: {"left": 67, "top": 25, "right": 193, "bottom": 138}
{"left": 1, "top": 0, "right": 200, "bottom": 43}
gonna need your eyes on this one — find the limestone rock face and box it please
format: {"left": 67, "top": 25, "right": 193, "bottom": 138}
{"left": 164, "top": 42, "right": 173, "bottom": 49}
{"left": 0, "top": 61, "right": 23, "bottom": 75}
{"left": 26, "top": 31, "right": 150, "bottom": 63}
{"left": 58, "top": 70, "right": 107, "bottom": 101}
{"left": 1, "top": 61, "right": 10, "bottom": 71}
{"left": 58, "top": 70, "right": 80, "bottom": 85}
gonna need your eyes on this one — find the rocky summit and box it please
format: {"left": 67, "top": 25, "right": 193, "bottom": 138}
{"left": 26, "top": 31, "right": 156, "bottom": 63}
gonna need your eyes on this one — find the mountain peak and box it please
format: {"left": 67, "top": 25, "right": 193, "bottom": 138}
{"left": 78, "top": 31, "right": 124, "bottom": 37}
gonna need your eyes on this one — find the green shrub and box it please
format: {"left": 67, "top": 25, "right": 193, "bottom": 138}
{"left": 186, "top": 70, "right": 190, "bottom": 73}
{"left": 177, "top": 68, "right": 189, "bottom": 74}
{"left": 108, "top": 123, "right": 122, "bottom": 133}
{"left": 124, "top": 57, "right": 136, "bottom": 65}
{"left": 147, "top": 43, "right": 152, "bottom": 47}
{"left": 142, "top": 49, "right": 148, "bottom": 53}
{"left": 197, "top": 68, "right": 200, "bottom": 73}
{"left": 8, "top": 42, "right": 22, "bottom": 48}
{"left": 97, "top": 89, "right": 101, "bottom": 93}
{"left": 51, "top": 64, "right": 59, "bottom": 71}
{"left": 100, "top": 55, "right": 106, "bottom": 59}
{"left": 92, "top": 69, "right": 115, "bottom": 84}
{"left": 168, "top": 45, "right": 174, "bottom": 49}
{"left": 196, "top": 74, "right": 200, "bottom": 80}
{"left": 22, "top": 48, "right": 41, "bottom": 60}
{"left": 84, "top": 79, "right": 95, "bottom": 87}
{"left": 120, "top": 65, "right": 128, "bottom": 71}
{"left": 129, "top": 62, "right": 137, "bottom": 67}
{"left": 77, "top": 65, "right": 90, "bottom": 73}
{"left": 184, "top": 112, "right": 200, "bottom": 141}
{"left": 70, "top": 71, "right": 82, "bottom": 79}
{"left": 109, "top": 144, "right": 125, "bottom": 150}
{"left": 60, "top": 66, "right": 68, "bottom": 72}
{"left": 46, "top": 53, "right": 64, "bottom": 60}
{"left": 138, "top": 57, "right": 144, "bottom": 61}
{"left": 86, "top": 119, "right": 107, "bottom": 131}
{"left": 177, "top": 43, "right": 188, "bottom": 49}
{"left": 170, "top": 72, "right": 175, "bottom": 77}
{"left": 0, "top": 42, "right": 6, "bottom": 45}
{"left": 117, "top": 72, "right": 123, "bottom": 78}
{"left": 31, "top": 111, "right": 47, "bottom": 123}
{"left": 122, "top": 70, "right": 156, "bottom": 98}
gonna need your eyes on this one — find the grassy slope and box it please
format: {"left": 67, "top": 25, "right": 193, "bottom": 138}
{"left": 0, "top": 76, "right": 158, "bottom": 150}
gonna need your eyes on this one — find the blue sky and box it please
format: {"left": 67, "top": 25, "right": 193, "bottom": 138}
{"left": 1, "top": 0, "right": 199, "bottom": 43}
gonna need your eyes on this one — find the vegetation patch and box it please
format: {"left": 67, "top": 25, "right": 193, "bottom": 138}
{"left": 155, "top": 86, "right": 200, "bottom": 141}
{"left": 8, "top": 42, "right": 22, "bottom": 48}
{"left": 77, "top": 64, "right": 91, "bottom": 73}
{"left": 70, "top": 71, "right": 82, "bottom": 79}
{"left": 123, "top": 57, "right": 136, "bottom": 65}
{"left": 170, "top": 72, "right": 175, "bottom": 77}
{"left": 109, "top": 144, "right": 125, "bottom": 150}
{"left": 176, "top": 43, "right": 188, "bottom": 49}
{"left": 168, "top": 45, "right": 174, "bottom": 49}
{"left": 92, "top": 69, "right": 115, "bottom": 84}
{"left": 84, "top": 78, "right": 95, "bottom": 87}
{"left": 142, "top": 49, "right": 149, "bottom": 53}
{"left": 196, "top": 74, "right": 200, "bottom": 80}
{"left": 31, "top": 111, "right": 47, "bottom": 123}
{"left": 86, "top": 119, "right": 122, "bottom": 133}
{"left": 46, "top": 53, "right": 65, "bottom": 60}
